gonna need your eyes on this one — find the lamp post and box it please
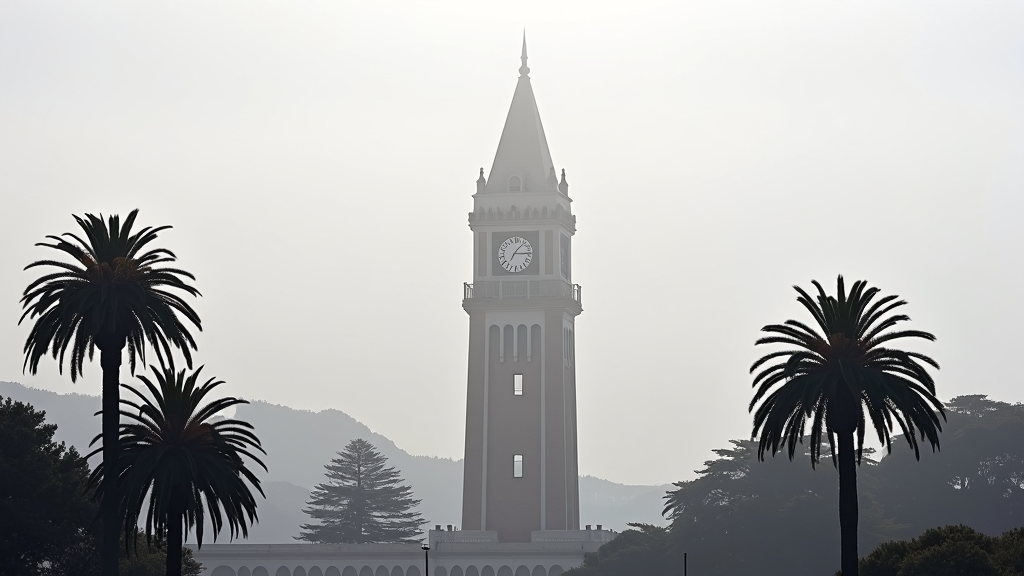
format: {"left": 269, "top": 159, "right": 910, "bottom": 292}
{"left": 421, "top": 542, "right": 430, "bottom": 576}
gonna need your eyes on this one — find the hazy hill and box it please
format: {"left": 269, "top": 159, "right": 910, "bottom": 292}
{"left": 0, "top": 381, "right": 670, "bottom": 543}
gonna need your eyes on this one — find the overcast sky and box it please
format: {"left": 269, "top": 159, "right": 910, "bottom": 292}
{"left": 1, "top": 1, "right": 1022, "bottom": 486}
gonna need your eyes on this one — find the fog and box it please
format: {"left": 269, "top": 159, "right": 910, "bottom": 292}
{"left": 1, "top": 1, "right": 1022, "bottom": 486}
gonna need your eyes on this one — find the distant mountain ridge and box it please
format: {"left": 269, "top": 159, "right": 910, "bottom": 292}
{"left": 0, "top": 381, "right": 670, "bottom": 543}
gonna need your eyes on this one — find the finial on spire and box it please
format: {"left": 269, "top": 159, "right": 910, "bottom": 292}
{"left": 519, "top": 30, "right": 530, "bottom": 77}
{"left": 559, "top": 168, "right": 569, "bottom": 195}
{"left": 477, "top": 167, "right": 486, "bottom": 194}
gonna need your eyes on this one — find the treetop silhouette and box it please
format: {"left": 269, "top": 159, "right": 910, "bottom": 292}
{"left": 299, "top": 438, "right": 425, "bottom": 544}
{"left": 20, "top": 209, "right": 202, "bottom": 576}
{"left": 748, "top": 275, "right": 944, "bottom": 576}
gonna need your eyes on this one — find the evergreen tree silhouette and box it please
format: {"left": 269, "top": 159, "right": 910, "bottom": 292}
{"left": 299, "top": 439, "right": 425, "bottom": 543}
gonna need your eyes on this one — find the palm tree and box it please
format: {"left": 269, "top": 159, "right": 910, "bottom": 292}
{"left": 749, "top": 276, "right": 944, "bottom": 576}
{"left": 91, "top": 362, "right": 266, "bottom": 576}
{"left": 20, "top": 210, "right": 201, "bottom": 576}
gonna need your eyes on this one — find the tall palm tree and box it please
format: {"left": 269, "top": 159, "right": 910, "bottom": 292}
{"left": 20, "top": 210, "right": 201, "bottom": 576}
{"left": 749, "top": 276, "right": 944, "bottom": 576}
{"left": 91, "top": 362, "right": 266, "bottom": 576}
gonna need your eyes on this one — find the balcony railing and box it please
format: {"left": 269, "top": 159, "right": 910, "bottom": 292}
{"left": 463, "top": 280, "right": 582, "bottom": 306}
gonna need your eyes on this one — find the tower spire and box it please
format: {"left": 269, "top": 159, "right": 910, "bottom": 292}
{"left": 519, "top": 31, "right": 530, "bottom": 77}
{"left": 485, "top": 34, "right": 554, "bottom": 193}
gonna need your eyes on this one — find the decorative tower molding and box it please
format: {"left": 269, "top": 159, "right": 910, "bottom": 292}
{"left": 477, "top": 167, "right": 487, "bottom": 194}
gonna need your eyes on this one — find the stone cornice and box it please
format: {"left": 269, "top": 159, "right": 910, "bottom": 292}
{"left": 468, "top": 204, "right": 576, "bottom": 234}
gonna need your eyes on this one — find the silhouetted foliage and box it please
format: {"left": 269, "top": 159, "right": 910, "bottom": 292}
{"left": 0, "top": 396, "right": 201, "bottom": 576}
{"left": 860, "top": 524, "right": 1024, "bottom": 576}
{"left": 872, "top": 395, "right": 1024, "bottom": 536}
{"left": 20, "top": 209, "right": 202, "bottom": 576}
{"left": 748, "top": 276, "right": 943, "bottom": 576}
{"left": 116, "top": 536, "right": 202, "bottom": 576}
{"left": 299, "top": 438, "right": 425, "bottom": 543}
{"left": 0, "top": 396, "right": 94, "bottom": 576}
{"left": 43, "top": 529, "right": 203, "bottom": 576}
{"left": 90, "top": 362, "right": 265, "bottom": 576}
{"left": 660, "top": 439, "right": 901, "bottom": 575}
{"left": 564, "top": 524, "right": 678, "bottom": 576}
{"left": 574, "top": 396, "right": 1023, "bottom": 576}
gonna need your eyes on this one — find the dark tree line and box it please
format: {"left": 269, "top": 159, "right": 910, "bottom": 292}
{"left": 861, "top": 525, "right": 1024, "bottom": 576}
{"left": 0, "top": 396, "right": 202, "bottom": 576}
{"left": 873, "top": 394, "right": 1024, "bottom": 535}
{"left": 567, "top": 394, "right": 1024, "bottom": 576}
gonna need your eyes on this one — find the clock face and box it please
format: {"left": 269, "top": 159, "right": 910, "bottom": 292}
{"left": 497, "top": 236, "right": 533, "bottom": 273}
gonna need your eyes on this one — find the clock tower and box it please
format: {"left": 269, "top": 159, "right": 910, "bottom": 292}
{"left": 461, "top": 38, "right": 582, "bottom": 543}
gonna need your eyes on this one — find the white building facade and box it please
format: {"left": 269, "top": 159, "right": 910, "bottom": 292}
{"left": 190, "top": 527, "right": 614, "bottom": 576}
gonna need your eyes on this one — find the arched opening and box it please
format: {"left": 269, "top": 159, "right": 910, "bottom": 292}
{"left": 503, "top": 324, "right": 514, "bottom": 360}
{"left": 434, "top": 568, "right": 448, "bottom": 576}
{"left": 532, "top": 567, "right": 546, "bottom": 576}
{"left": 325, "top": 568, "right": 341, "bottom": 576}
{"left": 253, "top": 568, "right": 270, "bottom": 576}
{"left": 343, "top": 568, "right": 358, "bottom": 576}
{"left": 238, "top": 568, "right": 252, "bottom": 576}
{"left": 212, "top": 567, "right": 236, "bottom": 576}
{"left": 390, "top": 568, "right": 405, "bottom": 576}
{"left": 451, "top": 567, "right": 464, "bottom": 576}
{"left": 465, "top": 567, "right": 479, "bottom": 576}
{"left": 508, "top": 176, "right": 522, "bottom": 192}
{"left": 376, "top": 567, "right": 389, "bottom": 576}
{"left": 549, "top": 566, "right": 564, "bottom": 576}
{"left": 309, "top": 569, "right": 323, "bottom": 576}
{"left": 515, "top": 567, "right": 530, "bottom": 576}
{"left": 516, "top": 324, "right": 527, "bottom": 363}
{"left": 497, "top": 568, "right": 513, "bottom": 576}
{"left": 294, "top": 568, "right": 308, "bottom": 576}
{"left": 276, "top": 568, "right": 292, "bottom": 576}
{"left": 359, "top": 568, "right": 373, "bottom": 576}
{"left": 489, "top": 324, "right": 501, "bottom": 361}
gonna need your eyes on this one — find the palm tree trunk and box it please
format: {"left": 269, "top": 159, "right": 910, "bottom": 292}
{"left": 100, "top": 345, "right": 122, "bottom": 576}
{"left": 838, "top": 430, "right": 859, "bottom": 576}
{"left": 166, "top": 493, "right": 185, "bottom": 576}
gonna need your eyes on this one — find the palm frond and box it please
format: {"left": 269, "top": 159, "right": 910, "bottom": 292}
{"left": 20, "top": 210, "right": 201, "bottom": 381}
{"left": 749, "top": 275, "right": 944, "bottom": 467}
{"left": 90, "top": 360, "right": 266, "bottom": 549}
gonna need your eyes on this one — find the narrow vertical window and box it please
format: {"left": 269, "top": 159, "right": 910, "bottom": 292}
{"left": 514, "top": 374, "right": 523, "bottom": 396}
{"left": 508, "top": 176, "right": 522, "bottom": 192}
{"left": 513, "top": 454, "right": 523, "bottom": 478}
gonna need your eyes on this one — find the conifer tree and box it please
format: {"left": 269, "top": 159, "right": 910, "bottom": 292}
{"left": 298, "top": 439, "right": 425, "bottom": 543}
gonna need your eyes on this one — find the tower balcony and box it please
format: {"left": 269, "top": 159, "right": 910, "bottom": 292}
{"left": 463, "top": 280, "right": 582, "bottom": 307}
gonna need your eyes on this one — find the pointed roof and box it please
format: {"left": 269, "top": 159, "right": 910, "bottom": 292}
{"left": 485, "top": 36, "right": 557, "bottom": 194}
